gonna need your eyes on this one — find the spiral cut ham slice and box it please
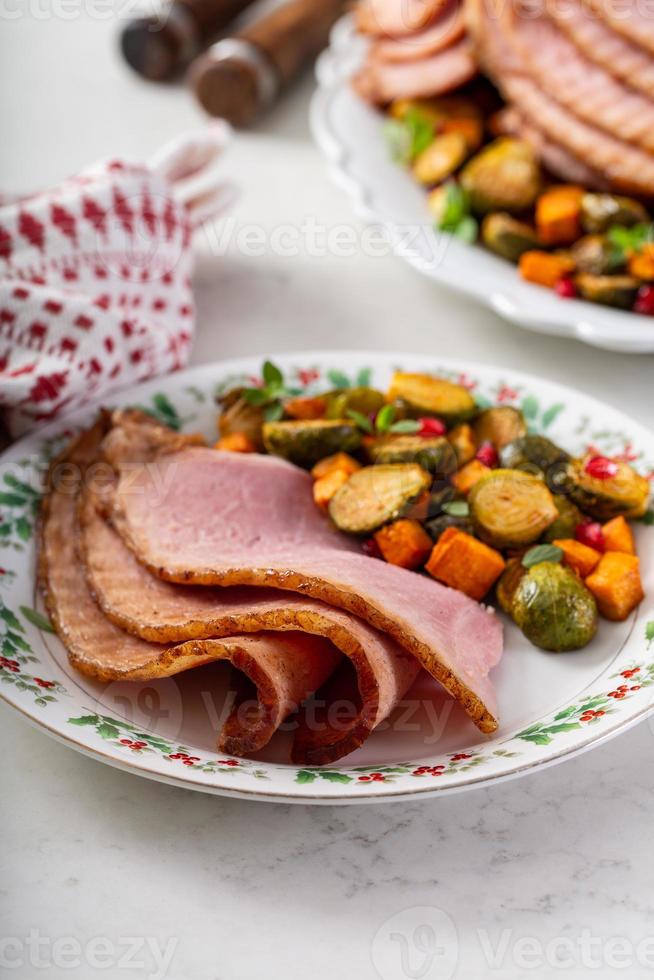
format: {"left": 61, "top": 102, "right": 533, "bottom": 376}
{"left": 371, "top": 2, "right": 465, "bottom": 62}
{"left": 107, "top": 415, "right": 504, "bottom": 734}
{"left": 353, "top": 37, "right": 476, "bottom": 103}
{"left": 356, "top": 0, "right": 449, "bottom": 37}
{"left": 40, "top": 416, "right": 421, "bottom": 763}
{"left": 584, "top": 0, "right": 654, "bottom": 55}
{"left": 545, "top": 0, "right": 654, "bottom": 99}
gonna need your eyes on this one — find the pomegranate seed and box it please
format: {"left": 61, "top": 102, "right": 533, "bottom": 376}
{"left": 362, "top": 537, "right": 382, "bottom": 559}
{"left": 418, "top": 417, "right": 446, "bottom": 437}
{"left": 555, "top": 277, "right": 577, "bottom": 299}
{"left": 584, "top": 455, "right": 618, "bottom": 480}
{"left": 475, "top": 441, "right": 498, "bottom": 468}
{"left": 575, "top": 521, "right": 605, "bottom": 552}
{"left": 634, "top": 285, "right": 654, "bottom": 316}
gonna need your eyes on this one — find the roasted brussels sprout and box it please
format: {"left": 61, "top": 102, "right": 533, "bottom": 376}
{"left": 325, "top": 387, "right": 386, "bottom": 421}
{"left": 481, "top": 213, "right": 541, "bottom": 263}
{"left": 472, "top": 406, "right": 527, "bottom": 450}
{"left": 542, "top": 495, "right": 585, "bottom": 543}
{"left": 425, "top": 512, "right": 473, "bottom": 542}
{"left": 580, "top": 193, "right": 649, "bottom": 235}
{"left": 569, "top": 235, "right": 623, "bottom": 275}
{"left": 329, "top": 464, "right": 431, "bottom": 534}
{"left": 460, "top": 138, "right": 541, "bottom": 215}
{"left": 568, "top": 455, "right": 650, "bottom": 520}
{"left": 218, "top": 388, "right": 265, "bottom": 450}
{"left": 262, "top": 419, "right": 361, "bottom": 468}
{"left": 412, "top": 132, "right": 468, "bottom": 186}
{"left": 509, "top": 562, "right": 598, "bottom": 652}
{"left": 499, "top": 435, "right": 570, "bottom": 477}
{"left": 469, "top": 469, "right": 558, "bottom": 548}
{"left": 575, "top": 273, "right": 640, "bottom": 309}
{"left": 368, "top": 435, "right": 457, "bottom": 474}
{"left": 387, "top": 372, "right": 477, "bottom": 426}
{"left": 496, "top": 557, "right": 527, "bottom": 615}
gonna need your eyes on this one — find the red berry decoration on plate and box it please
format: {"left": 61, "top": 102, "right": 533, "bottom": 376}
{"left": 584, "top": 455, "right": 619, "bottom": 480}
{"left": 575, "top": 521, "right": 606, "bottom": 552}
{"left": 555, "top": 277, "right": 577, "bottom": 299}
{"left": 475, "top": 441, "right": 498, "bottom": 468}
{"left": 634, "top": 285, "right": 654, "bottom": 316}
{"left": 418, "top": 417, "right": 446, "bottom": 437}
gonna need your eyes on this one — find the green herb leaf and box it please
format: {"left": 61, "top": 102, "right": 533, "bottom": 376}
{"left": 435, "top": 183, "right": 478, "bottom": 243}
{"left": 375, "top": 404, "right": 396, "bottom": 433}
{"left": 383, "top": 109, "right": 434, "bottom": 165}
{"left": 262, "top": 360, "right": 283, "bottom": 388}
{"left": 388, "top": 419, "right": 420, "bottom": 434}
{"left": 346, "top": 409, "right": 373, "bottom": 434}
{"left": 242, "top": 387, "right": 269, "bottom": 406}
{"left": 19, "top": 606, "right": 54, "bottom": 633}
{"left": 453, "top": 215, "right": 478, "bottom": 243}
{"left": 442, "top": 500, "right": 469, "bottom": 517}
{"left": 263, "top": 402, "right": 284, "bottom": 423}
{"left": 522, "top": 544, "right": 564, "bottom": 568}
{"left": 607, "top": 223, "right": 653, "bottom": 258}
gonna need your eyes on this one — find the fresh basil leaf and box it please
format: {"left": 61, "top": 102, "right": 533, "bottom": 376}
{"left": 242, "top": 388, "right": 269, "bottom": 406}
{"left": 263, "top": 402, "right": 284, "bottom": 422}
{"left": 262, "top": 360, "right": 283, "bottom": 388}
{"left": 452, "top": 215, "right": 478, "bottom": 243}
{"left": 375, "top": 404, "right": 396, "bottom": 433}
{"left": 522, "top": 544, "right": 564, "bottom": 569}
{"left": 389, "top": 419, "right": 420, "bottom": 434}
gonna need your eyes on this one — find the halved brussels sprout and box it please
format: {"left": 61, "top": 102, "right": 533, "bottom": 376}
{"left": 329, "top": 464, "right": 431, "bottom": 534}
{"left": 569, "top": 235, "right": 623, "bottom": 276}
{"left": 542, "top": 495, "right": 585, "bottom": 543}
{"left": 575, "top": 273, "right": 639, "bottom": 309}
{"left": 218, "top": 388, "right": 265, "bottom": 450}
{"left": 510, "top": 562, "right": 598, "bottom": 652}
{"left": 412, "top": 132, "right": 469, "bottom": 186}
{"left": 499, "top": 435, "right": 570, "bottom": 477}
{"left": 387, "top": 372, "right": 477, "bottom": 426}
{"left": 568, "top": 455, "right": 650, "bottom": 520}
{"left": 367, "top": 435, "right": 457, "bottom": 474}
{"left": 262, "top": 420, "right": 361, "bottom": 468}
{"left": 580, "top": 193, "right": 649, "bottom": 234}
{"left": 481, "top": 212, "right": 540, "bottom": 263}
{"left": 460, "top": 138, "right": 541, "bottom": 215}
{"left": 469, "top": 468, "right": 559, "bottom": 548}
{"left": 325, "top": 387, "right": 386, "bottom": 421}
{"left": 472, "top": 406, "right": 527, "bottom": 450}
{"left": 447, "top": 423, "right": 476, "bottom": 466}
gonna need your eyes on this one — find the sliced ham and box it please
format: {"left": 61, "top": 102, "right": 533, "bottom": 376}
{"left": 585, "top": 0, "right": 654, "bottom": 55}
{"left": 372, "top": 2, "right": 465, "bottom": 62}
{"left": 107, "top": 420, "right": 504, "bottom": 734}
{"left": 353, "top": 37, "right": 476, "bottom": 103}
{"left": 501, "top": 8, "right": 654, "bottom": 153}
{"left": 545, "top": 0, "right": 654, "bottom": 99}
{"left": 39, "top": 420, "right": 341, "bottom": 756}
{"left": 356, "top": 0, "right": 449, "bottom": 37}
{"left": 80, "top": 475, "right": 420, "bottom": 765}
{"left": 493, "top": 108, "right": 608, "bottom": 189}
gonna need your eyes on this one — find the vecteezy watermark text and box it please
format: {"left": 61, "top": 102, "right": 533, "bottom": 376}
{"left": 0, "top": 931, "right": 178, "bottom": 978}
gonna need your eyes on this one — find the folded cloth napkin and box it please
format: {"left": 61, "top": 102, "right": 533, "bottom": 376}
{"left": 0, "top": 124, "right": 233, "bottom": 436}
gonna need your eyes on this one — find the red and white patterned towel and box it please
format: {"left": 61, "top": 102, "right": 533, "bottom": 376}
{"left": 0, "top": 125, "right": 233, "bottom": 436}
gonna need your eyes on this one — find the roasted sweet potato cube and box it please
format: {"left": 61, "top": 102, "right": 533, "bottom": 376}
{"left": 585, "top": 552, "right": 644, "bottom": 621}
{"left": 536, "top": 185, "right": 584, "bottom": 245}
{"left": 214, "top": 432, "right": 256, "bottom": 452}
{"left": 313, "top": 468, "right": 351, "bottom": 510}
{"left": 426, "top": 529, "right": 506, "bottom": 601}
{"left": 452, "top": 459, "right": 491, "bottom": 495}
{"left": 374, "top": 519, "right": 433, "bottom": 570}
{"left": 519, "top": 251, "right": 575, "bottom": 289}
{"left": 601, "top": 516, "right": 635, "bottom": 555}
{"left": 311, "top": 452, "right": 361, "bottom": 480}
{"left": 553, "top": 538, "right": 601, "bottom": 578}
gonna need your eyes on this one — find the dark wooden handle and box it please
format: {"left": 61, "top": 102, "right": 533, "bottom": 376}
{"left": 239, "top": 0, "right": 346, "bottom": 85}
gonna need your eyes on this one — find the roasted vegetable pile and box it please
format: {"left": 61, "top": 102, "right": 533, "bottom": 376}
{"left": 384, "top": 96, "right": 654, "bottom": 316}
{"left": 216, "top": 363, "right": 650, "bottom": 653}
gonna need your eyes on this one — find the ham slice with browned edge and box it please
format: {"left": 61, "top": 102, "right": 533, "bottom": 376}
{"left": 585, "top": 0, "right": 654, "bottom": 55}
{"left": 39, "top": 419, "right": 341, "bottom": 756}
{"left": 353, "top": 37, "right": 476, "bottom": 103}
{"left": 372, "top": 2, "right": 465, "bottom": 62}
{"left": 545, "top": 0, "right": 654, "bottom": 99}
{"left": 107, "top": 416, "right": 504, "bottom": 734}
{"left": 41, "top": 416, "right": 422, "bottom": 764}
{"left": 356, "top": 0, "right": 449, "bottom": 37}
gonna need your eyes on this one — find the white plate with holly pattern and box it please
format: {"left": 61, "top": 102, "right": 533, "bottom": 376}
{"left": 310, "top": 17, "right": 654, "bottom": 354}
{"left": 0, "top": 351, "right": 653, "bottom": 803}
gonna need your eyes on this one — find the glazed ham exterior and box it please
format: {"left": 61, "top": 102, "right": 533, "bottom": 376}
{"left": 354, "top": 38, "right": 476, "bottom": 103}
{"left": 371, "top": 2, "right": 465, "bottom": 62}
{"left": 108, "top": 435, "right": 504, "bottom": 734}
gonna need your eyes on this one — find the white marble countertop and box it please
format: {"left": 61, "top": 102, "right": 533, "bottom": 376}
{"left": 2, "top": 9, "right": 654, "bottom": 980}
